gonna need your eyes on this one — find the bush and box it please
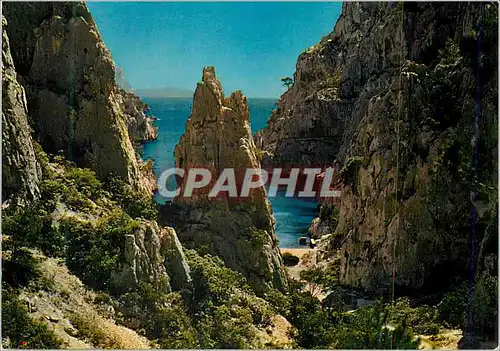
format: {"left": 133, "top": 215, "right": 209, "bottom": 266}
{"left": 2, "top": 204, "right": 65, "bottom": 257}
{"left": 2, "top": 248, "right": 43, "bottom": 289}
{"left": 263, "top": 288, "right": 292, "bottom": 316}
{"left": 282, "top": 252, "right": 300, "bottom": 266}
{"left": 185, "top": 250, "right": 248, "bottom": 309}
{"left": 197, "top": 303, "right": 255, "bottom": 349}
{"left": 117, "top": 282, "right": 199, "bottom": 349}
{"left": 387, "top": 298, "right": 441, "bottom": 335}
{"left": 2, "top": 289, "right": 62, "bottom": 349}
{"left": 438, "top": 283, "right": 469, "bottom": 328}
{"left": 471, "top": 272, "right": 498, "bottom": 337}
{"left": 118, "top": 283, "right": 198, "bottom": 348}
{"left": 183, "top": 250, "right": 272, "bottom": 348}
{"left": 64, "top": 167, "right": 103, "bottom": 202}
{"left": 104, "top": 176, "right": 157, "bottom": 220}
{"left": 63, "top": 210, "right": 137, "bottom": 291}
{"left": 437, "top": 38, "right": 461, "bottom": 66}
{"left": 286, "top": 290, "right": 335, "bottom": 348}
{"left": 329, "top": 303, "right": 419, "bottom": 349}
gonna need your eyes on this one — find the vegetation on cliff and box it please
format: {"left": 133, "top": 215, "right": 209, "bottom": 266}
{"left": 2, "top": 1, "right": 498, "bottom": 349}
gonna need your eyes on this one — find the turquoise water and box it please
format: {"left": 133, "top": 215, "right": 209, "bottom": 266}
{"left": 141, "top": 97, "right": 317, "bottom": 248}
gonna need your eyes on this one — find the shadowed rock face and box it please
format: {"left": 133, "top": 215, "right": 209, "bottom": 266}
{"left": 258, "top": 2, "right": 498, "bottom": 292}
{"left": 3, "top": 2, "right": 154, "bottom": 194}
{"left": 333, "top": 3, "right": 498, "bottom": 293}
{"left": 172, "top": 67, "right": 288, "bottom": 294}
{"left": 2, "top": 16, "right": 42, "bottom": 206}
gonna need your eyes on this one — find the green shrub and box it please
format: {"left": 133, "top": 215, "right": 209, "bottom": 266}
{"left": 118, "top": 284, "right": 199, "bottom": 349}
{"left": 282, "top": 252, "right": 300, "bottom": 266}
{"left": 471, "top": 272, "right": 498, "bottom": 337}
{"left": 2, "top": 204, "right": 66, "bottom": 257}
{"left": 2, "top": 289, "right": 62, "bottom": 349}
{"left": 104, "top": 176, "right": 157, "bottom": 220}
{"left": 63, "top": 210, "right": 136, "bottom": 290}
{"left": 2, "top": 248, "right": 43, "bottom": 289}
{"left": 329, "top": 303, "right": 419, "bottom": 349}
{"left": 438, "top": 283, "right": 469, "bottom": 328}
{"left": 64, "top": 167, "right": 103, "bottom": 201}
{"left": 263, "top": 288, "right": 292, "bottom": 315}
{"left": 387, "top": 298, "right": 441, "bottom": 335}
{"left": 197, "top": 303, "right": 256, "bottom": 349}
{"left": 185, "top": 250, "right": 248, "bottom": 308}
{"left": 286, "top": 290, "right": 335, "bottom": 348}
{"left": 182, "top": 250, "right": 275, "bottom": 348}
{"left": 437, "top": 38, "right": 461, "bottom": 66}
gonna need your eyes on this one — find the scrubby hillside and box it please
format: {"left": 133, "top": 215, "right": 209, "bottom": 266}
{"left": 1, "top": 4, "right": 291, "bottom": 349}
{"left": 2, "top": 2, "right": 497, "bottom": 350}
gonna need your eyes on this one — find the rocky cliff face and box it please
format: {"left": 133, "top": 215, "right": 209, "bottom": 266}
{"left": 119, "top": 90, "right": 158, "bottom": 144}
{"left": 110, "top": 219, "right": 191, "bottom": 293}
{"left": 3, "top": 2, "right": 155, "bottom": 194}
{"left": 2, "top": 0, "right": 188, "bottom": 298}
{"left": 335, "top": 3, "right": 497, "bottom": 293}
{"left": 259, "top": 2, "right": 498, "bottom": 292}
{"left": 172, "top": 67, "right": 288, "bottom": 293}
{"left": 2, "top": 16, "right": 42, "bottom": 206}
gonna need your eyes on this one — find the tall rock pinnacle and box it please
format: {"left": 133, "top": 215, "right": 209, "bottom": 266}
{"left": 173, "top": 67, "right": 288, "bottom": 293}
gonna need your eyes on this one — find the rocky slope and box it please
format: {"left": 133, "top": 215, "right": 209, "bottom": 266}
{"left": 1, "top": 4, "right": 186, "bottom": 347}
{"left": 258, "top": 2, "right": 498, "bottom": 293}
{"left": 2, "top": 16, "right": 42, "bottom": 206}
{"left": 3, "top": 2, "right": 155, "bottom": 194}
{"left": 172, "top": 67, "right": 288, "bottom": 293}
{"left": 2, "top": 6, "right": 293, "bottom": 347}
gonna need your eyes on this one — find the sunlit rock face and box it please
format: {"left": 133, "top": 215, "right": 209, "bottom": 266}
{"left": 3, "top": 2, "right": 155, "bottom": 194}
{"left": 119, "top": 90, "right": 158, "bottom": 145}
{"left": 173, "top": 67, "right": 288, "bottom": 294}
{"left": 111, "top": 219, "right": 191, "bottom": 293}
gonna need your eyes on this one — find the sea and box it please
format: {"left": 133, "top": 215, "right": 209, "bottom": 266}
{"left": 141, "top": 97, "right": 318, "bottom": 248}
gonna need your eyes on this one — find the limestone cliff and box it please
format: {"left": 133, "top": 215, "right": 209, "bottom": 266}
{"left": 3, "top": 2, "right": 154, "bottom": 194}
{"left": 110, "top": 219, "right": 191, "bottom": 293}
{"left": 172, "top": 67, "right": 288, "bottom": 293}
{"left": 119, "top": 90, "right": 158, "bottom": 144}
{"left": 259, "top": 3, "right": 498, "bottom": 292}
{"left": 2, "top": 16, "right": 42, "bottom": 205}
{"left": 334, "top": 2, "right": 498, "bottom": 292}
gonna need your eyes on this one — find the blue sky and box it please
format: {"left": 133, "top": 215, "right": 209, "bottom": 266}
{"left": 87, "top": 2, "right": 342, "bottom": 98}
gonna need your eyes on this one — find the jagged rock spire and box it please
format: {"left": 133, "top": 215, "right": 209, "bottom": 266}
{"left": 173, "top": 67, "right": 288, "bottom": 293}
